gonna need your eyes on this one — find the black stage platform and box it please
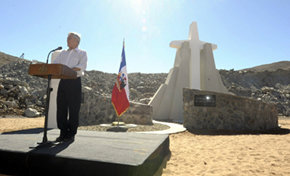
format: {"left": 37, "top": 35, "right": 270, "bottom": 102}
{"left": 0, "top": 129, "right": 170, "bottom": 176}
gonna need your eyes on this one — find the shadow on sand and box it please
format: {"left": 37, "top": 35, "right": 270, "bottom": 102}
{"left": 1, "top": 128, "right": 46, "bottom": 135}
{"left": 106, "top": 127, "right": 128, "bottom": 132}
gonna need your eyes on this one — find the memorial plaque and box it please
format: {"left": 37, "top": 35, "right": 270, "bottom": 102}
{"left": 194, "top": 95, "right": 216, "bottom": 107}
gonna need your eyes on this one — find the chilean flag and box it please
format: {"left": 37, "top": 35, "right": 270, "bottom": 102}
{"left": 111, "top": 41, "right": 130, "bottom": 116}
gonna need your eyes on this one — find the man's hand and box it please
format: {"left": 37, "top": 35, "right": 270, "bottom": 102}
{"left": 72, "top": 67, "right": 81, "bottom": 71}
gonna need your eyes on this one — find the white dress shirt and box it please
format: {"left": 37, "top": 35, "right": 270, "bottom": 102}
{"left": 53, "top": 48, "right": 87, "bottom": 77}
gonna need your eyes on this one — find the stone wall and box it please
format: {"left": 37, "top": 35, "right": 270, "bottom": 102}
{"left": 183, "top": 88, "right": 278, "bottom": 131}
{"left": 79, "top": 87, "right": 153, "bottom": 126}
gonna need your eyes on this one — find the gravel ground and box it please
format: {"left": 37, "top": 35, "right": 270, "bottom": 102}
{"left": 0, "top": 116, "right": 170, "bottom": 133}
{"left": 79, "top": 123, "right": 170, "bottom": 132}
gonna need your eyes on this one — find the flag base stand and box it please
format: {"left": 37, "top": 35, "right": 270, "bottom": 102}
{"left": 108, "top": 118, "right": 127, "bottom": 132}
{"left": 111, "top": 121, "right": 126, "bottom": 127}
{"left": 107, "top": 123, "right": 128, "bottom": 132}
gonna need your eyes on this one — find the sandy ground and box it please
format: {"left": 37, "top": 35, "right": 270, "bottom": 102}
{"left": 162, "top": 118, "right": 290, "bottom": 176}
{"left": 0, "top": 116, "right": 45, "bottom": 133}
{"left": 0, "top": 117, "right": 290, "bottom": 176}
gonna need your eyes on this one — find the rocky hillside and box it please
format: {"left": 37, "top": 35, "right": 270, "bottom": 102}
{"left": 220, "top": 67, "right": 290, "bottom": 116}
{"left": 0, "top": 52, "right": 289, "bottom": 117}
{"left": 240, "top": 61, "right": 290, "bottom": 72}
{"left": 0, "top": 52, "right": 25, "bottom": 67}
{"left": 0, "top": 59, "right": 167, "bottom": 117}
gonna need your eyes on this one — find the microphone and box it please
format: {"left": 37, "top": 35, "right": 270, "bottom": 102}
{"left": 46, "top": 46, "right": 62, "bottom": 64}
{"left": 51, "top": 46, "right": 62, "bottom": 52}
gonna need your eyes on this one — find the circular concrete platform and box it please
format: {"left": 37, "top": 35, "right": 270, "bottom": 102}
{"left": 139, "top": 120, "right": 186, "bottom": 134}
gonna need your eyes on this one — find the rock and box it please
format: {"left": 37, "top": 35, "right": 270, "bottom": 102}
{"left": 2, "top": 100, "right": 18, "bottom": 108}
{"left": 83, "top": 86, "right": 92, "bottom": 91}
{"left": 0, "top": 88, "right": 7, "bottom": 95}
{"left": 0, "top": 104, "right": 7, "bottom": 113}
{"left": 36, "top": 100, "right": 42, "bottom": 106}
{"left": 24, "top": 108, "right": 40, "bottom": 117}
{"left": 18, "top": 86, "right": 29, "bottom": 97}
{"left": 261, "top": 86, "right": 274, "bottom": 93}
{"left": 25, "top": 99, "right": 34, "bottom": 106}
{"left": 139, "top": 98, "right": 151, "bottom": 104}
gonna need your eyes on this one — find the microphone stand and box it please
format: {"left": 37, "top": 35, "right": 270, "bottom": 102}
{"left": 36, "top": 48, "right": 61, "bottom": 147}
{"left": 46, "top": 50, "right": 55, "bottom": 64}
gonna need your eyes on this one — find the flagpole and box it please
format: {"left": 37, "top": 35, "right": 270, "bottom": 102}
{"left": 111, "top": 38, "right": 129, "bottom": 129}
{"left": 117, "top": 39, "right": 125, "bottom": 128}
{"left": 117, "top": 116, "right": 120, "bottom": 127}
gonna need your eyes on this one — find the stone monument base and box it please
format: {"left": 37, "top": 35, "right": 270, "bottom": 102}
{"left": 183, "top": 88, "right": 278, "bottom": 132}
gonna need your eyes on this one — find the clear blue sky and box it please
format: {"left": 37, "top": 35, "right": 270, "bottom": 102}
{"left": 0, "top": 0, "right": 289, "bottom": 73}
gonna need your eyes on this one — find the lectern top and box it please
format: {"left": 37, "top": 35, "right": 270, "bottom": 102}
{"left": 28, "top": 64, "right": 77, "bottom": 79}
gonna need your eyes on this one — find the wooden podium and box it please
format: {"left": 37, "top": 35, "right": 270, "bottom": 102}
{"left": 28, "top": 64, "right": 77, "bottom": 145}
{"left": 28, "top": 63, "right": 77, "bottom": 79}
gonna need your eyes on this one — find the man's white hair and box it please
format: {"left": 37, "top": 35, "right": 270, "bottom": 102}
{"left": 68, "top": 32, "right": 81, "bottom": 43}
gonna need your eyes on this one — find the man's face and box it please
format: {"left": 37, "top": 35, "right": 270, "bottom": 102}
{"left": 67, "top": 35, "right": 79, "bottom": 49}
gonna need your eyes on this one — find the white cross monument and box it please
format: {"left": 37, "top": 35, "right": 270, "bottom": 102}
{"left": 149, "top": 22, "right": 228, "bottom": 122}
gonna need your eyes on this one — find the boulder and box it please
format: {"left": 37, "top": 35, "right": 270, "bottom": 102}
{"left": 24, "top": 108, "right": 40, "bottom": 117}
